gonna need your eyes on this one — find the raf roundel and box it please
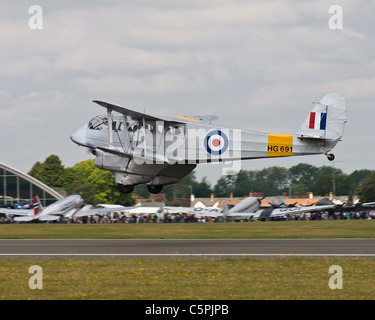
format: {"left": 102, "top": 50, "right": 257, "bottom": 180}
{"left": 204, "top": 130, "right": 229, "bottom": 155}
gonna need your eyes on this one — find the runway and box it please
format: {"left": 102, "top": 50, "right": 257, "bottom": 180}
{"left": 1, "top": 238, "right": 375, "bottom": 257}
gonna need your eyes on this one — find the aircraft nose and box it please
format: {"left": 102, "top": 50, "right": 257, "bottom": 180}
{"left": 70, "top": 125, "right": 87, "bottom": 147}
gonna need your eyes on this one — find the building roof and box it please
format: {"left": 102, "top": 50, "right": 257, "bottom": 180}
{"left": 191, "top": 198, "right": 219, "bottom": 208}
{"left": 0, "top": 162, "right": 63, "bottom": 199}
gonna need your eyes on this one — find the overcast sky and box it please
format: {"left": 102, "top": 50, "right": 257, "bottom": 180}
{"left": 1, "top": 1, "right": 375, "bottom": 186}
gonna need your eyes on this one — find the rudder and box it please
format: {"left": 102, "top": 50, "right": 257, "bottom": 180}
{"left": 297, "top": 90, "right": 347, "bottom": 141}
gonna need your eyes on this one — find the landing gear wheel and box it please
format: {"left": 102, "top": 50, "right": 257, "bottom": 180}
{"left": 326, "top": 153, "right": 335, "bottom": 161}
{"left": 147, "top": 185, "right": 163, "bottom": 194}
{"left": 118, "top": 184, "right": 135, "bottom": 194}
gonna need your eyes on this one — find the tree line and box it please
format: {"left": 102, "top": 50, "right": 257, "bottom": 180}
{"left": 28, "top": 155, "right": 135, "bottom": 206}
{"left": 28, "top": 155, "right": 375, "bottom": 205}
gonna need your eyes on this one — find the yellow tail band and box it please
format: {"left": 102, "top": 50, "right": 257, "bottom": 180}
{"left": 267, "top": 134, "right": 293, "bottom": 157}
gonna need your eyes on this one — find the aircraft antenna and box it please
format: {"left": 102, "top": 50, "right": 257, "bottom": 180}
{"left": 210, "top": 113, "right": 217, "bottom": 124}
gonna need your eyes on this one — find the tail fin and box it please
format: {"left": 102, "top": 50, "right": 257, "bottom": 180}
{"left": 32, "top": 196, "right": 42, "bottom": 216}
{"left": 270, "top": 198, "right": 278, "bottom": 207}
{"left": 277, "top": 196, "right": 288, "bottom": 207}
{"left": 297, "top": 90, "right": 346, "bottom": 141}
{"left": 228, "top": 197, "right": 260, "bottom": 213}
{"left": 222, "top": 200, "right": 228, "bottom": 214}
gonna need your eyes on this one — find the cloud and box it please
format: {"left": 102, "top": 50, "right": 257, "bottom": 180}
{"left": 73, "top": 72, "right": 208, "bottom": 95}
{"left": 54, "top": 45, "right": 192, "bottom": 74}
{"left": 0, "top": 0, "right": 375, "bottom": 178}
{"left": 0, "top": 91, "right": 76, "bottom": 128}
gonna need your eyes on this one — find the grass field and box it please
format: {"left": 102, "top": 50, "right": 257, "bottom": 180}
{"left": 1, "top": 220, "right": 374, "bottom": 300}
{"left": 1, "top": 257, "right": 374, "bottom": 300}
{"left": 0, "top": 219, "right": 374, "bottom": 239}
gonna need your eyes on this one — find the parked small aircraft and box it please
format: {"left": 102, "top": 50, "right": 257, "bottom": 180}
{"left": 73, "top": 203, "right": 164, "bottom": 218}
{"left": 0, "top": 195, "right": 128, "bottom": 222}
{"left": 167, "top": 196, "right": 261, "bottom": 215}
{"left": 71, "top": 90, "right": 346, "bottom": 194}
{"left": 190, "top": 197, "right": 338, "bottom": 221}
{"left": 0, "top": 196, "right": 41, "bottom": 219}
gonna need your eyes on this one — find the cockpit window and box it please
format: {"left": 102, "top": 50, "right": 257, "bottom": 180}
{"left": 89, "top": 116, "right": 106, "bottom": 130}
{"left": 88, "top": 115, "right": 125, "bottom": 131}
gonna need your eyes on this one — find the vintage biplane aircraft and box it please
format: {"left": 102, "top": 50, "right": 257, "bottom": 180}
{"left": 71, "top": 90, "right": 346, "bottom": 194}
{"left": 0, "top": 195, "right": 129, "bottom": 222}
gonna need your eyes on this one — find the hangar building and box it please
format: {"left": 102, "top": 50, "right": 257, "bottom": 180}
{"left": 0, "top": 162, "right": 63, "bottom": 208}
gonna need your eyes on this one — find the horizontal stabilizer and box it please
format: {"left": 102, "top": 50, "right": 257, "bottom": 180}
{"left": 38, "top": 215, "right": 61, "bottom": 221}
{"left": 13, "top": 216, "right": 35, "bottom": 222}
{"left": 0, "top": 208, "right": 33, "bottom": 216}
{"left": 297, "top": 135, "right": 330, "bottom": 140}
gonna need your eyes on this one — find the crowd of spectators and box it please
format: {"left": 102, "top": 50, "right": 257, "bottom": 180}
{"left": 270, "top": 210, "right": 375, "bottom": 221}
{"left": 70, "top": 209, "right": 375, "bottom": 223}
{"left": 68, "top": 212, "right": 213, "bottom": 224}
{"left": 1, "top": 209, "right": 375, "bottom": 224}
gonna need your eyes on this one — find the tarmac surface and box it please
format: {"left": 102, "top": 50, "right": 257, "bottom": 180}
{"left": 1, "top": 238, "right": 375, "bottom": 257}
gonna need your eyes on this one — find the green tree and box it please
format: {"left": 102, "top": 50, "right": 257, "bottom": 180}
{"left": 318, "top": 165, "right": 342, "bottom": 176}
{"left": 28, "top": 155, "right": 65, "bottom": 188}
{"left": 290, "top": 184, "right": 307, "bottom": 196}
{"left": 357, "top": 172, "right": 375, "bottom": 202}
{"left": 171, "top": 172, "right": 197, "bottom": 199}
{"left": 67, "top": 181, "right": 97, "bottom": 204}
{"left": 28, "top": 161, "right": 43, "bottom": 179}
{"left": 213, "top": 175, "right": 236, "bottom": 197}
{"left": 133, "top": 172, "right": 205, "bottom": 200}
{"left": 310, "top": 174, "right": 333, "bottom": 196}
{"left": 233, "top": 170, "right": 256, "bottom": 197}
{"left": 192, "top": 177, "right": 212, "bottom": 198}
{"left": 334, "top": 174, "right": 353, "bottom": 196}
{"left": 134, "top": 184, "right": 150, "bottom": 199}
{"left": 64, "top": 159, "right": 135, "bottom": 206}
{"left": 254, "top": 166, "right": 289, "bottom": 196}
{"left": 349, "top": 169, "right": 374, "bottom": 190}
{"left": 309, "top": 166, "right": 352, "bottom": 196}
{"left": 289, "top": 163, "right": 318, "bottom": 191}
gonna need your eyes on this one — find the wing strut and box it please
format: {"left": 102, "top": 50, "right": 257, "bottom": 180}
{"left": 123, "top": 114, "right": 131, "bottom": 153}
{"left": 107, "top": 108, "right": 113, "bottom": 147}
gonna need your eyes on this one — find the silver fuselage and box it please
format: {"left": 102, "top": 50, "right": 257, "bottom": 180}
{"left": 71, "top": 116, "right": 337, "bottom": 186}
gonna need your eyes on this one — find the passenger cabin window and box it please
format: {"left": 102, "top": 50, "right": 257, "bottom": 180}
{"left": 128, "top": 123, "right": 139, "bottom": 132}
{"left": 127, "top": 122, "right": 155, "bottom": 133}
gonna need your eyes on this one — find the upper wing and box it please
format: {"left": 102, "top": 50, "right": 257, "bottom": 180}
{"left": 163, "top": 206, "right": 196, "bottom": 214}
{"left": 93, "top": 100, "right": 218, "bottom": 124}
{"left": 163, "top": 206, "right": 223, "bottom": 217}
{"left": 187, "top": 115, "right": 218, "bottom": 123}
{"left": 73, "top": 205, "right": 132, "bottom": 218}
{"left": 123, "top": 207, "right": 163, "bottom": 214}
{"left": 169, "top": 115, "right": 218, "bottom": 123}
{"left": 93, "top": 100, "right": 172, "bottom": 122}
